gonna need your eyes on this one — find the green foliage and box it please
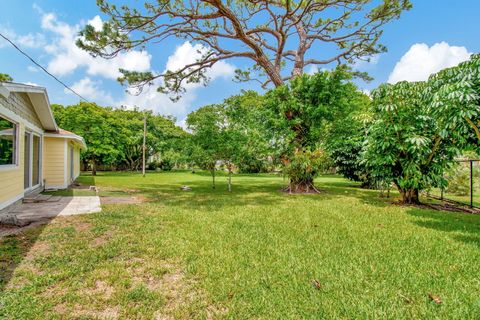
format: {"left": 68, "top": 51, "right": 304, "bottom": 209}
{"left": 0, "top": 73, "right": 13, "bottom": 82}
{"left": 263, "top": 68, "right": 359, "bottom": 188}
{"left": 52, "top": 102, "right": 186, "bottom": 173}
{"left": 324, "top": 89, "right": 373, "bottom": 186}
{"left": 363, "top": 54, "right": 480, "bottom": 202}
{"left": 222, "top": 91, "right": 272, "bottom": 173}
{"left": 427, "top": 53, "right": 480, "bottom": 143}
{"left": 445, "top": 165, "right": 470, "bottom": 196}
{"left": 284, "top": 149, "right": 330, "bottom": 189}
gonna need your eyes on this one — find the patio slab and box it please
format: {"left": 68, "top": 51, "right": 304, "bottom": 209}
{"left": 5, "top": 196, "right": 102, "bottom": 227}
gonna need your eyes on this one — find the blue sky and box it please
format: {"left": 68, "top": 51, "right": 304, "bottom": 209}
{"left": 0, "top": 0, "right": 479, "bottom": 125}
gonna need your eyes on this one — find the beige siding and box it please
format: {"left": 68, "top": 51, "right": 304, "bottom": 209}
{"left": 43, "top": 137, "right": 65, "bottom": 188}
{"left": 0, "top": 123, "right": 25, "bottom": 206}
{"left": 0, "top": 92, "right": 42, "bottom": 129}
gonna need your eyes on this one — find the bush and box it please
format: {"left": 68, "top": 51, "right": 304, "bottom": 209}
{"left": 159, "top": 159, "right": 174, "bottom": 171}
{"left": 237, "top": 157, "right": 270, "bottom": 173}
{"left": 445, "top": 165, "right": 470, "bottom": 196}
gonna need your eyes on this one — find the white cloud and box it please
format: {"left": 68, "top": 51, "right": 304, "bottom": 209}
{"left": 388, "top": 42, "right": 471, "bottom": 84}
{"left": 39, "top": 10, "right": 151, "bottom": 80}
{"left": 306, "top": 65, "right": 318, "bottom": 75}
{"left": 28, "top": 6, "right": 234, "bottom": 124}
{"left": 0, "top": 27, "right": 45, "bottom": 48}
{"left": 362, "top": 89, "right": 371, "bottom": 97}
{"left": 165, "top": 42, "right": 235, "bottom": 87}
{"left": 86, "top": 16, "right": 103, "bottom": 32}
{"left": 66, "top": 77, "right": 115, "bottom": 106}
{"left": 27, "top": 66, "right": 39, "bottom": 72}
{"left": 119, "top": 41, "right": 235, "bottom": 122}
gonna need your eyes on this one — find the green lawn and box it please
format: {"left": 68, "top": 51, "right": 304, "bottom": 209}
{"left": 1, "top": 171, "right": 480, "bottom": 319}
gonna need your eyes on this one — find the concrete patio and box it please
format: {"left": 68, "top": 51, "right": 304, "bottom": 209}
{"left": 2, "top": 196, "right": 101, "bottom": 229}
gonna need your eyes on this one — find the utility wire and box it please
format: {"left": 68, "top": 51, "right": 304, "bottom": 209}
{"left": 0, "top": 32, "right": 92, "bottom": 103}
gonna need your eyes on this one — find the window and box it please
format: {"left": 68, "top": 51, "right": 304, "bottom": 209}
{"left": 0, "top": 116, "right": 17, "bottom": 165}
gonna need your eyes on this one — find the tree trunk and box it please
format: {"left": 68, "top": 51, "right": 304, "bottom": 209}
{"left": 91, "top": 158, "right": 97, "bottom": 176}
{"left": 211, "top": 168, "right": 216, "bottom": 189}
{"left": 399, "top": 188, "right": 420, "bottom": 204}
{"left": 284, "top": 177, "right": 319, "bottom": 194}
{"left": 228, "top": 169, "right": 232, "bottom": 192}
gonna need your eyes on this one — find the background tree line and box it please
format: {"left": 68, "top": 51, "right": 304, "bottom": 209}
{"left": 52, "top": 102, "right": 187, "bottom": 175}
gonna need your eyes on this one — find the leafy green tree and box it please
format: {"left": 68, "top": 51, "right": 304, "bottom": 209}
{"left": 363, "top": 81, "right": 471, "bottom": 204}
{"left": 223, "top": 91, "right": 272, "bottom": 173}
{"left": 427, "top": 54, "right": 480, "bottom": 142}
{"left": 187, "top": 103, "right": 250, "bottom": 191}
{"left": 363, "top": 54, "right": 480, "bottom": 204}
{"left": 52, "top": 103, "right": 123, "bottom": 175}
{"left": 263, "top": 68, "right": 356, "bottom": 192}
{"left": 186, "top": 105, "right": 225, "bottom": 188}
{"left": 52, "top": 103, "right": 187, "bottom": 174}
{"left": 324, "top": 90, "right": 373, "bottom": 187}
{"left": 0, "top": 73, "right": 13, "bottom": 82}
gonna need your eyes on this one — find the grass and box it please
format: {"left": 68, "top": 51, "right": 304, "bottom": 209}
{"left": 1, "top": 171, "right": 480, "bottom": 319}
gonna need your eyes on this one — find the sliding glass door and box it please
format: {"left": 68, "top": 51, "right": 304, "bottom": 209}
{"left": 24, "top": 131, "right": 41, "bottom": 191}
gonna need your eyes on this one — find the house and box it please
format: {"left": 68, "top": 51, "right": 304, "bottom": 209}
{"left": 0, "top": 82, "right": 86, "bottom": 212}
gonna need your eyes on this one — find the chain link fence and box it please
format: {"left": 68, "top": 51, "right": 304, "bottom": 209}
{"left": 428, "top": 159, "right": 480, "bottom": 208}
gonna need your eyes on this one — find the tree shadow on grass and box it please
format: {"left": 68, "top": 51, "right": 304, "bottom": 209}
{"left": 314, "top": 177, "right": 396, "bottom": 208}
{"left": 407, "top": 207, "right": 480, "bottom": 247}
{"left": 135, "top": 180, "right": 290, "bottom": 210}
{"left": 0, "top": 224, "right": 47, "bottom": 293}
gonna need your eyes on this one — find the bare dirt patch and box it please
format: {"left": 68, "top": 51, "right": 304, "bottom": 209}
{"left": 71, "top": 304, "right": 120, "bottom": 320}
{"left": 90, "top": 230, "right": 114, "bottom": 248}
{"left": 100, "top": 196, "right": 147, "bottom": 205}
{"left": 24, "top": 241, "right": 50, "bottom": 261}
{"left": 83, "top": 280, "right": 115, "bottom": 300}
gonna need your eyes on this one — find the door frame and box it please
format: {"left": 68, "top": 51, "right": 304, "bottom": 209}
{"left": 24, "top": 128, "right": 43, "bottom": 192}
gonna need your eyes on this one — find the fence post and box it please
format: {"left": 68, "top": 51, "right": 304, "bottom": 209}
{"left": 470, "top": 160, "right": 473, "bottom": 208}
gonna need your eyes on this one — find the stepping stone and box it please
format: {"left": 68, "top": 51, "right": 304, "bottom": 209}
{"left": 46, "top": 196, "right": 62, "bottom": 202}
{"left": 34, "top": 194, "right": 52, "bottom": 202}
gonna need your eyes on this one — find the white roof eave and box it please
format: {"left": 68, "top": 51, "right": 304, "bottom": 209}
{"left": 0, "top": 82, "right": 58, "bottom": 131}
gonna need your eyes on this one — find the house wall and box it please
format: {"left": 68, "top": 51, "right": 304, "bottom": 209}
{"left": 0, "top": 123, "right": 25, "bottom": 209}
{"left": 0, "top": 91, "right": 46, "bottom": 210}
{"left": 43, "top": 137, "right": 66, "bottom": 189}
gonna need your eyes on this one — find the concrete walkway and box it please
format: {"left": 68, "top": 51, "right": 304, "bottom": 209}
{"left": 6, "top": 196, "right": 101, "bottom": 227}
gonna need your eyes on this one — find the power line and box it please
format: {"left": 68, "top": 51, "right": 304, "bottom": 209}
{"left": 0, "top": 32, "right": 91, "bottom": 103}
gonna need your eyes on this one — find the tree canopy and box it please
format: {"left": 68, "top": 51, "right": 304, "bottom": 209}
{"left": 363, "top": 53, "right": 480, "bottom": 204}
{"left": 52, "top": 102, "right": 186, "bottom": 174}
{"left": 0, "top": 73, "right": 13, "bottom": 82}
{"left": 263, "top": 68, "right": 361, "bottom": 191}
{"left": 78, "top": 0, "right": 411, "bottom": 98}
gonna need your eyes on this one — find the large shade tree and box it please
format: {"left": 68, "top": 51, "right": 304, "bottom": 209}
{"left": 264, "top": 68, "right": 357, "bottom": 192}
{"left": 78, "top": 0, "right": 411, "bottom": 191}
